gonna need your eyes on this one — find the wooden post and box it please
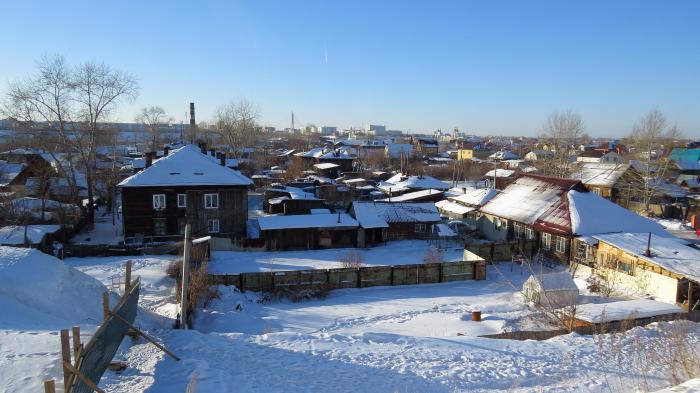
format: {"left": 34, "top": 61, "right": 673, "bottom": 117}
{"left": 60, "top": 329, "right": 72, "bottom": 391}
{"left": 689, "top": 281, "right": 694, "bottom": 311}
{"left": 125, "top": 260, "right": 132, "bottom": 292}
{"left": 180, "top": 224, "right": 191, "bottom": 329}
{"left": 43, "top": 379, "right": 56, "bottom": 393}
{"left": 102, "top": 292, "right": 110, "bottom": 322}
{"left": 71, "top": 326, "right": 81, "bottom": 361}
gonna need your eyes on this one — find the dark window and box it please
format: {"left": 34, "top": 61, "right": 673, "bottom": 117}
{"left": 154, "top": 219, "right": 167, "bottom": 236}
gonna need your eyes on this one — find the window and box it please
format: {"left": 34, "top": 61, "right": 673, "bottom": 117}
{"left": 178, "top": 218, "right": 186, "bottom": 235}
{"left": 526, "top": 228, "right": 536, "bottom": 240}
{"left": 204, "top": 193, "right": 219, "bottom": 209}
{"left": 153, "top": 194, "right": 166, "bottom": 210}
{"left": 592, "top": 187, "right": 601, "bottom": 196}
{"left": 414, "top": 223, "right": 426, "bottom": 233}
{"left": 177, "top": 194, "right": 187, "bottom": 208}
{"left": 153, "top": 219, "right": 167, "bottom": 236}
{"left": 541, "top": 232, "right": 551, "bottom": 250}
{"left": 555, "top": 236, "right": 567, "bottom": 253}
{"left": 208, "top": 219, "right": 220, "bottom": 233}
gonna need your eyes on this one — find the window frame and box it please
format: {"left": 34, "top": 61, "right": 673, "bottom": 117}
{"left": 204, "top": 193, "right": 219, "bottom": 209}
{"left": 555, "top": 236, "right": 567, "bottom": 253}
{"left": 208, "top": 218, "right": 220, "bottom": 233}
{"left": 414, "top": 223, "right": 426, "bottom": 233}
{"left": 541, "top": 232, "right": 551, "bottom": 250}
{"left": 177, "top": 193, "right": 187, "bottom": 208}
{"left": 153, "top": 194, "right": 166, "bottom": 210}
{"left": 153, "top": 218, "right": 167, "bottom": 236}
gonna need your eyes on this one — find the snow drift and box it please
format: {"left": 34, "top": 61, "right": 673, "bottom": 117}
{"left": 0, "top": 246, "right": 107, "bottom": 329}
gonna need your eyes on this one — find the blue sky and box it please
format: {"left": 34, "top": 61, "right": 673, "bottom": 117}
{"left": 1, "top": 0, "right": 698, "bottom": 137}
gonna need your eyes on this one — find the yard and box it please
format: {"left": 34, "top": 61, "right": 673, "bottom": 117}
{"left": 60, "top": 247, "right": 700, "bottom": 393}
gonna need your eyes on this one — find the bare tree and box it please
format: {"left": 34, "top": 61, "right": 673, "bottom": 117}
{"left": 540, "top": 111, "right": 585, "bottom": 178}
{"left": 215, "top": 99, "right": 259, "bottom": 158}
{"left": 135, "top": 105, "right": 170, "bottom": 150}
{"left": 621, "top": 109, "right": 683, "bottom": 215}
{"left": 2, "top": 55, "right": 139, "bottom": 223}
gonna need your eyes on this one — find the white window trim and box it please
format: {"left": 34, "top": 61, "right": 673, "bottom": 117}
{"left": 555, "top": 236, "right": 567, "bottom": 253}
{"left": 208, "top": 219, "right": 220, "bottom": 233}
{"left": 153, "top": 194, "right": 166, "bottom": 210}
{"left": 204, "top": 193, "right": 219, "bottom": 209}
{"left": 177, "top": 194, "right": 187, "bottom": 208}
{"left": 542, "top": 232, "right": 551, "bottom": 250}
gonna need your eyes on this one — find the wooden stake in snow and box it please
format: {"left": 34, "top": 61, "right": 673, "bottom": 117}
{"left": 60, "top": 329, "right": 72, "bottom": 390}
{"left": 180, "top": 224, "right": 191, "bottom": 329}
{"left": 102, "top": 292, "right": 110, "bottom": 322}
{"left": 43, "top": 379, "right": 56, "bottom": 393}
{"left": 125, "top": 259, "right": 132, "bottom": 292}
{"left": 72, "top": 326, "right": 81, "bottom": 360}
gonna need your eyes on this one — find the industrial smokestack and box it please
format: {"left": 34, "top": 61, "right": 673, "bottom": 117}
{"left": 189, "top": 102, "right": 196, "bottom": 126}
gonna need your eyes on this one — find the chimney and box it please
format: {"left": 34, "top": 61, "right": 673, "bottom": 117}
{"left": 645, "top": 232, "right": 652, "bottom": 257}
{"left": 164, "top": 146, "right": 170, "bottom": 156}
{"left": 145, "top": 152, "right": 153, "bottom": 168}
{"left": 219, "top": 152, "right": 226, "bottom": 167}
{"left": 189, "top": 102, "right": 196, "bottom": 126}
{"left": 210, "top": 148, "right": 215, "bottom": 157}
{"left": 200, "top": 142, "right": 207, "bottom": 155}
{"left": 337, "top": 212, "right": 341, "bottom": 223}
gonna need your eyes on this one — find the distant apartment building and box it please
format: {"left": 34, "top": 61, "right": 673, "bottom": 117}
{"left": 318, "top": 126, "right": 337, "bottom": 135}
{"left": 363, "top": 124, "right": 387, "bottom": 136}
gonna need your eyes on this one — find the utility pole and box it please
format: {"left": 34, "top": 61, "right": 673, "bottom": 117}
{"left": 291, "top": 112, "right": 295, "bottom": 134}
{"left": 180, "top": 224, "right": 191, "bottom": 329}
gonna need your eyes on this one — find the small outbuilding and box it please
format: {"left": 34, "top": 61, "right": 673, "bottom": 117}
{"left": 522, "top": 272, "right": 578, "bottom": 308}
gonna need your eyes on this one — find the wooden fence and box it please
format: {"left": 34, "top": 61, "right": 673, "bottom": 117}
{"left": 464, "top": 239, "right": 538, "bottom": 262}
{"left": 209, "top": 259, "right": 486, "bottom": 292}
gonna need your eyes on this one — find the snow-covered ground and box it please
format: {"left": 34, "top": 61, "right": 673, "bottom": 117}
{"left": 210, "top": 240, "right": 464, "bottom": 274}
{"left": 70, "top": 207, "right": 124, "bottom": 245}
{"left": 79, "top": 257, "right": 699, "bottom": 393}
{"left": 5, "top": 244, "right": 700, "bottom": 393}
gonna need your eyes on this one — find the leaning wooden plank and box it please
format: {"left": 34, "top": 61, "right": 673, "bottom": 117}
{"left": 109, "top": 311, "right": 181, "bottom": 361}
{"left": 63, "top": 361, "right": 106, "bottom": 393}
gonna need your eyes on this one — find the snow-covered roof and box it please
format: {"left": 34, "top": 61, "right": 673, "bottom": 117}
{"left": 594, "top": 233, "right": 700, "bottom": 282}
{"left": 294, "top": 147, "right": 326, "bottom": 158}
{"left": 567, "top": 191, "right": 667, "bottom": 236}
{"left": 351, "top": 202, "right": 441, "bottom": 228}
{"left": 258, "top": 213, "right": 359, "bottom": 231}
{"left": 449, "top": 188, "right": 497, "bottom": 207}
{"left": 118, "top": 145, "right": 252, "bottom": 187}
{"left": 574, "top": 299, "right": 683, "bottom": 324}
{"left": 570, "top": 163, "right": 630, "bottom": 187}
{"left": 435, "top": 200, "right": 476, "bottom": 216}
{"left": 314, "top": 163, "right": 340, "bottom": 170}
{"left": 376, "top": 189, "right": 443, "bottom": 202}
{"left": 266, "top": 185, "right": 317, "bottom": 200}
{"left": 378, "top": 174, "right": 450, "bottom": 193}
{"left": 0, "top": 225, "right": 61, "bottom": 245}
{"left": 525, "top": 272, "right": 578, "bottom": 292}
{"left": 480, "top": 175, "right": 583, "bottom": 231}
{"left": 434, "top": 223, "right": 457, "bottom": 237}
{"left": 483, "top": 169, "right": 515, "bottom": 178}
{"left": 0, "top": 161, "right": 26, "bottom": 187}
{"left": 385, "top": 144, "right": 414, "bottom": 158}
{"left": 676, "top": 174, "right": 700, "bottom": 188}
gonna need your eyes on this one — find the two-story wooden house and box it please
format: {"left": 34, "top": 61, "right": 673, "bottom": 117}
{"left": 118, "top": 145, "right": 253, "bottom": 243}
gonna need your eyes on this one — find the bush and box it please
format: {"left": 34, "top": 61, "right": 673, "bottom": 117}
{"left": 259, "top": 284, "right": 332, "bottom": 304}
{"left": 340, "top": 251, "right": 364, "bottom": 268}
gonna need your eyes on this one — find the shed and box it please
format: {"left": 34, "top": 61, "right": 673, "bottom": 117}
{"left": 523, "top": 272, "right": 578, "bottom": 308}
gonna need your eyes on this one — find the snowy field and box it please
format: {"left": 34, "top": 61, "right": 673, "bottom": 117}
{"left": 210, "top": 240, "right": 464, "bottom": 274}
{"left": 4, "top": 245, "right": 700, "bottom": 393}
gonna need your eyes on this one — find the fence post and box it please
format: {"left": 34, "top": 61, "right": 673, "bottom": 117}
{"left": 125, "top": 260, "right": 132, "bottom": 292}
{"left": 356, "top": 267, "right": 362, "bottom": 288}
{"left": 390, "top": 266, "right": 394, "bottom": 286}
{"left": 60, "top": 329, "right": 72, "bottom": 391}
{"left": 43, "top": 380, "right": 56, "bottom": 393}
{"left": 180, "top": 224, "right": 191, "bottom": 329}
{"left": 71, "top": 326, "right": 81, "bottom": 360}
{"left": 102, "top": 292, "right": 110, "bottom": 322}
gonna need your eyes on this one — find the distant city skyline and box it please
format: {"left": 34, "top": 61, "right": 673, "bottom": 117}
{"left": 0, "top": 0, "right": 698, "bottom": 137}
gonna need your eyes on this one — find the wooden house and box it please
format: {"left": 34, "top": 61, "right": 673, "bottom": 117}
{"left": 581, "top": 233, "right": 700, "bottom": 306}
{"left": 350, "top": 201, "right": 441, "bottom": 244}
{"left": 477, "top": 174, "right": 665, "bottom": 264}
{"left": 415, "top": 137, "right": 439, "bottom": 155}
{"left": 118, "top": 144, "right": 252, "bottom": 243}
{"left": 569, "top": 162, "right": 631, "bottom": 199}
{"left": 258, "top": 212, "right": 359, "bottom": 250}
